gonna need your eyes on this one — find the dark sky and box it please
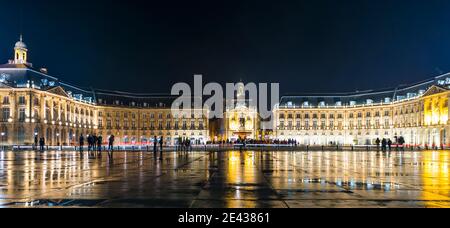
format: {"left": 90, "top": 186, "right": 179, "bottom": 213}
{"left": 1, "top": 0, "right": 450, "bottom": 95}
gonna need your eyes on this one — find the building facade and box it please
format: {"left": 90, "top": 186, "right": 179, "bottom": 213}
{"left": 223, "top": 82, "right": 259, "bottom": 141}
{"left": 274, "top": 82, "right": 450, "bottom": 147}
{"left": 0, "top": 37, "right": 209, "bottom": 146}
{"left": 2, "top": 36, "right": 450, "bottom": 147}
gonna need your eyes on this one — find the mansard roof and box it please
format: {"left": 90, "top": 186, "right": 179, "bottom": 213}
{"left": 3, "top": 62, "right": 450, "bottom": 109}
{"left": 0, "top": 63, "right": 200, "bottom": 108}
{"left": 279, "top": 73, "right": 450, "bottom": 108}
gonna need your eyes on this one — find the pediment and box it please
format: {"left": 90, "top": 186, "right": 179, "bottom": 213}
{"left": 422, "top": 85, "right": 449, "bottom": 97}
{"left": 46, "top": 86, "right": 70, "bottom": 98}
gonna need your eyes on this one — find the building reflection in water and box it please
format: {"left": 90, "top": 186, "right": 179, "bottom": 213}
{"left": 223, "top": 151, "right": 258, "bottom": 207}
{"left": 264, "top": 151, "right": 419, "bottom": 192}
{"left": 1, "top": 150, "right": 450, "bottom": 206}
{"left": 422, "top": 151, "right": 450, "bottom": 205}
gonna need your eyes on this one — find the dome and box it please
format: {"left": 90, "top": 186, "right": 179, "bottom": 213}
{"left": 15, "top": 41, "right": 27, "bottom": 49}
{"left": 14, "top": 35, "right": 27, "bottom": 49}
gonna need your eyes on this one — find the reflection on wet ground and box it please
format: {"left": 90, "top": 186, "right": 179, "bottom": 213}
{"left": 1, "top": 150, "right": 450, "bottom": 208}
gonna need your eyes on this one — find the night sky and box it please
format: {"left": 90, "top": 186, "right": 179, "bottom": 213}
{"left": 1, "top": 0, "right": 450, "bottom": 95}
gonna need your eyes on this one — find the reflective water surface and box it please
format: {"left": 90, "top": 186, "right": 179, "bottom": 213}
{"left": 1, "top": 150, "right": 450, "bottom": 208}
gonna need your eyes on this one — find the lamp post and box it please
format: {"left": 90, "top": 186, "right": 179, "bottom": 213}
{"left": 34, "top": 132, "right": 38, "bottom": 150}
{"left": 1, "top": 132, "right": 5, "bottom": 151}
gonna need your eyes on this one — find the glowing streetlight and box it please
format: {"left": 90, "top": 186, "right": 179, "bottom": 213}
{"left": 1, "top": 132, "right": 5, "bottom": 151}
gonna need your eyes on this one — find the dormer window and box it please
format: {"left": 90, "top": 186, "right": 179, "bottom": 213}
{"left": 407, "top": 93, "right": 416, "bottom": 99}
{"left": 445, "top": 78, "right": 450, "bottom": 85}
{"left": 349, "top": 101, "right": 356, "bottom": 106}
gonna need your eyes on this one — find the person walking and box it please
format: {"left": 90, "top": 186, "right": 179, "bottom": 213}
{"left": 97, "top": 135, "right": 103, "bottom": 153}
{"left": 79, "top": 134, "right": 85, "bottom": 152}
{"left": 34, "top": 135, "right": 38, "bottom": 150}
{"left": 108, "top": 135, "right": 115, "bottom": 151}
{"left": 159, "top": 136, "right": 163, "bottom": 160}
{"left": 381, "top": 138, "right": 387, "bottom": 152}
{"left": 153, "top": 136, "right": 158, "bottom": 155}
{"left": 87, "top": 134, "right": 92, "bottom": 152}
{"left": 387, "top": 139, "right": 392, "bottom": 151}
{"left": 93, "top": 134, "right": 98, "bottom": 151}
{"left": 398, "top": 136, "right": 405, "bottom": 151}
{"left": 375, "top": 138, "right": 381, "bottom": 151}
{"left": 39, "top": 137, "right": 45, "bottom": 152}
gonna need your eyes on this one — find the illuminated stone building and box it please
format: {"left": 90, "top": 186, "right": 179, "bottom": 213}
{"left": 0, "top": 36, "right": 209, "bottom": 146}
{"left": 274, "top": 80, "right": 450, "bottom": 147}
{"left": 223, "top": 82, "right": 259, "bottom": 141}
{"left": 2, "top": 36, "right": 450, "bottom": 148}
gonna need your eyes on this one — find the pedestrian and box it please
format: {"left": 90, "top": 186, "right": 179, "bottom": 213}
{"left": 87, "top": 134, "right": 92, "bottom": 152}
{"left": 375, "top": 138, "right": 381, "bottom": 151}
{"left": 79, "top": 134, "right": 85, "bottom": 152}
{"left": 39, "top": 137, "right": 45, "bottom": 151}
{"left": 108, "top": 135, "right": 115, "bottom": 151}
{"left": 34, "top": 135, "right": 38, "bottom": 150}
{"left": 382, "top": 138, "right": 387, "bottom": 151}
{"left": 153, "top": 136, "right": 158, "bottom": 154}
{"left": 388, "top": 139, "right": 392, "bottom": 151}
{"left": 93, "top": 134, "right": 98, "bottom": 151}
{"left": 159, "top": 136, "right": 163, "bottom": 160}
{"left": 398, "top": 136, "right": 405, "bottom": 151}
{"left": 97, "top": 135, "right": 103, "bottom": 153}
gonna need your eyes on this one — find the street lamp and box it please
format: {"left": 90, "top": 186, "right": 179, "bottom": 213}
{"left": 1, "top": 132, "right": 5, "bottom": 151}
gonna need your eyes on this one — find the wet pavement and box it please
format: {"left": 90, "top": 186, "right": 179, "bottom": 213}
{"left": 1, "top": 150, "right": 450, "bottom": 208}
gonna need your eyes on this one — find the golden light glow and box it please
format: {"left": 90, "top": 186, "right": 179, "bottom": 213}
{"left": 424, "top": 95, "right": 448, "bottom": 126}
{"left": 422, "top": 151, "right": 450, "bottom": 205}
